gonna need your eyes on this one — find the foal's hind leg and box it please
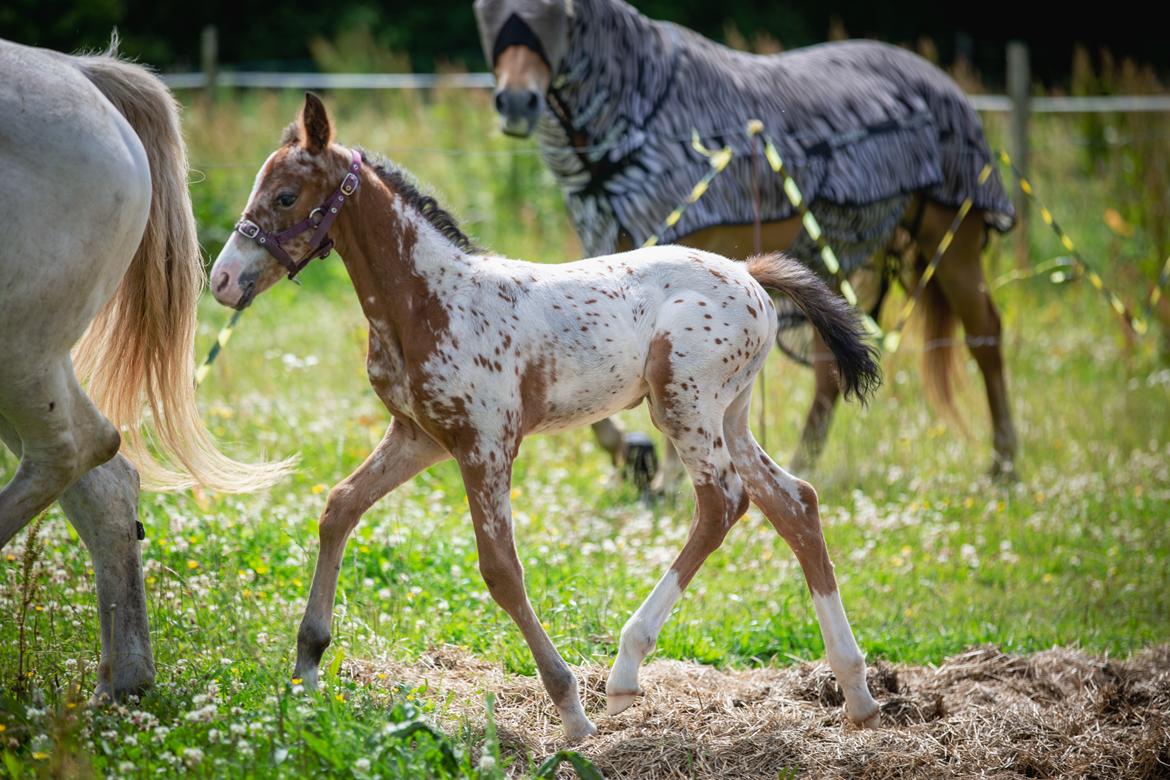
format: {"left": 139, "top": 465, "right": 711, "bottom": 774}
{"left": 606, "top": 339, "right": 750, "bottom": 715}
{"left": 918, "top": 204, "right": 1018, "bottom": 476}
{"left": 606, "top": 426, "right": 748, "bottom": 714}
{"left": 294, "top": 420, "right": 448, "bottom": 688}
{"left": 0, "top": 358, "right": 120, "bottom": 548}
{"left": 724, "top": 390, "right": 879, "bottom": 727}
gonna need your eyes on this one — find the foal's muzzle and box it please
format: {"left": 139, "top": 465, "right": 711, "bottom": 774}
{"left": 494, "top": 87, "right": 544, "bottom": 138}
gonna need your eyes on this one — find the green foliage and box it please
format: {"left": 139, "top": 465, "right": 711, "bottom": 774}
{"left": 3, "top": 0, "right": 1168, "bottom": 86}
{"left": 534, "top": 750, "right": 604, "bottom": 779}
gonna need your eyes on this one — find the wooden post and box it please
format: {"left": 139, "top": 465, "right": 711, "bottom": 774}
{"left": 1007, "top": 41, "right": 1030, "bottom": 267}
{"left": 201, "top": 25, "right": 219, "bottom": 99}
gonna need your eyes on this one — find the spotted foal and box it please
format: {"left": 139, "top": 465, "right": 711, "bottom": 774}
{"left": 211, "top": 94, "right": 883, "bottom": 741}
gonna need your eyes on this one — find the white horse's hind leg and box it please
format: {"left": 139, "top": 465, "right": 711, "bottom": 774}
{"left": 0, "top": 358, "right": 120, "bottom": 549}
{"left": 0, "top": 408, "right": 150, "bottom": 699}
{"left": 724, "top": 390, "right": 880, "bottom": 727}
{"left": 58, "top": 454, "right": 155, "bottom": 698}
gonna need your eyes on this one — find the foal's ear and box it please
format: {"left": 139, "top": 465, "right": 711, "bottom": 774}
{"left": 298, "top": 92, "right": 334, "bottom": 154}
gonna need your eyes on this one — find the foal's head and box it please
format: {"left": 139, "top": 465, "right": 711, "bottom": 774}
{"left": 474, "top": 0, "right": 572, "bottom": 137}
{"left": 211, "top": 93, "right": 350, "bottom": 309}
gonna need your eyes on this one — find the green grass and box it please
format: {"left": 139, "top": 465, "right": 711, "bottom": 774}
{"left": 1, "top": 89, "right": 1169, "bottom": 777}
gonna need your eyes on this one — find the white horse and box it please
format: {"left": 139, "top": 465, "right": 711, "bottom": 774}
{"left": 0, "top": 38, "right": 286, "bottom": 698}
{"left": 211, "top": 94, "right": 882, "bottom": 741}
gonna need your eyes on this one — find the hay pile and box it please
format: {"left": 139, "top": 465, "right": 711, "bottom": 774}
{"left": 348, "top": 644, "right": 1170, "bottom": 778}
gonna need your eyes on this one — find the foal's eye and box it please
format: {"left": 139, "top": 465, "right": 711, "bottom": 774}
{"left": 275, "top": 191, "right": 298, "bottom": 208}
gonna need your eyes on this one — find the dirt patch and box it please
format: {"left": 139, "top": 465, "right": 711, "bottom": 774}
{"left": 347, "top": 644, "right": 1170, "bottom": 779}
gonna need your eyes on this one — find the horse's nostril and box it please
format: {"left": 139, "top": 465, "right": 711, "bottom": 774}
{"left": 494, "top": 91, "right": 506, "bottom": 113}
{"left": 526, "top": 92, "right": 539, "bottom": 111}
{"left": 213, "top": 271, "right": 230, "bottom": 293}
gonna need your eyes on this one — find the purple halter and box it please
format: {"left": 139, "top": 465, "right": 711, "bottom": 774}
{"left": 234, "top": 149, "right": 362, "bottom": 280}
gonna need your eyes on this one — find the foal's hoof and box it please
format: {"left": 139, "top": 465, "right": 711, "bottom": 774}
{"left": 605, "top": 689, "right": 642, "bottom": 716}
{"left": 564, "top": 719, "right": 599, "bottom": 744}
{"left": 845, "top": 704, "right": 882, "bottom": 730}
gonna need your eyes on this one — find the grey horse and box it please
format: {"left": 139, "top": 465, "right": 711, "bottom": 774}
{"left": 0, "top": 38, "right": 285, "bottom": 699}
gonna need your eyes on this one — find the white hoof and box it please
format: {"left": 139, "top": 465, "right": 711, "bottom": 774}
{"left": 605, "top": 690, "right": 641, "bottom": 716}
{"left": 563, "top": 718, "right": 598, "bottom": 744}
{"left": 846, "top": 703, "right": 881, "bottom": 729}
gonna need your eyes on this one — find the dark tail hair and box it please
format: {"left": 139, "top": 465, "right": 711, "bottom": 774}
{"left": 746, "top": 253, "right": 882, "bottom": 402}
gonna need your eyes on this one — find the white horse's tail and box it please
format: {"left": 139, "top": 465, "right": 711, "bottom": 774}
{"left": 71, "top": 43, "right": 293, "bottom": 492}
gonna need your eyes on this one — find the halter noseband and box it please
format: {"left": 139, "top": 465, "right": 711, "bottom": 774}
{"left": 234, "top": 149, "right": 362, "bottom": 280}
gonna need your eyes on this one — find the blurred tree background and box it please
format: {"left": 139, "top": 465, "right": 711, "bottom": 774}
{"left": 2, "top": 0, "right": 1169, "bottom": 86}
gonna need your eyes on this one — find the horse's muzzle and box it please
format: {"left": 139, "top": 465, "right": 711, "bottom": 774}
{"left": 494, "top": 87, "right": 543, "bottom": 138}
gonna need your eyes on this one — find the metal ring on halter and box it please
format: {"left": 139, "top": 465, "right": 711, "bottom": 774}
{"left": 233, "top": 148, "right": 363, "bottom": 281}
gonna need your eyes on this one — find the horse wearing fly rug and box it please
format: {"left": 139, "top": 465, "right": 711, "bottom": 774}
{"left": 0, "top": 37, "right": 284, "bottom": 699}
{"left": 475, "top": 0, "right": 1020, "bottom": 480}
{"left": 210, "top": 94, "right": 884, "bottom": 741}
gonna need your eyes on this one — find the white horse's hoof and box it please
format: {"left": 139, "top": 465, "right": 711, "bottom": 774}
{"left": 563, "top": 718, "right": 598, "bottom": 743}
{"left": 605, "top": 689, "right": 641, "bottom": 716}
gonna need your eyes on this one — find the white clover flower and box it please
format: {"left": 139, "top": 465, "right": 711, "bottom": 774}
{"left": 960, "top": 543, "right": 980, "bottom": 567}
{"left": 354, "top": 757, "right": 371, "bottom": 773}
{"left": 478, "top": 752, "right": 497, "bottom": 772}
{"left": 182, "top": 747, "right": 204, "bottom": 767}
{"left": 185, "top": 704, "right": 216, "bottom": 723}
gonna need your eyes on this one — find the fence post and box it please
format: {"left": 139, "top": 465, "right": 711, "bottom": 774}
{"left": 201, "top": 25, "right": 219, "bottom": 99}
{"left": 1007, "top": 41, "right": 1030, "bottom": 267}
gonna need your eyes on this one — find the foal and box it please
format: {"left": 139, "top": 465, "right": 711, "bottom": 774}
{"left": 211, "top": 94, "right": 883, "bottom": 741}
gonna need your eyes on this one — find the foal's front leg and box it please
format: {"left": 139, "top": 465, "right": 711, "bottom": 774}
{"left": 294, "top": 421, "right": 447, "bottom": 688}
{"left": 458, "top": 452, "right": 596, "bottom": 742}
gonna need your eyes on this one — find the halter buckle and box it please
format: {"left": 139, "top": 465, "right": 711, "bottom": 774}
{"left": 340, "top": 172, "right": 359, "bottom": 196}
{"left": 237, "top": 220, "right": 260, "bottom": 239}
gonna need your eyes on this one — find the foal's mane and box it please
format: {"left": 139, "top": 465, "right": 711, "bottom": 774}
{"left": 279, "top": 125, "right": 480, "bottom": 254}
{"left": 359, "top": 149, "right": 483, "bottom": 255}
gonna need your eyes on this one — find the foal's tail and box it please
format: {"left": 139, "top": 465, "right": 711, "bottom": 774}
{"left": 71, "top": 42, "right": 293, "bottom": 492}
{"left": 747, "top": 253, "right": 882, "bottom": 402}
